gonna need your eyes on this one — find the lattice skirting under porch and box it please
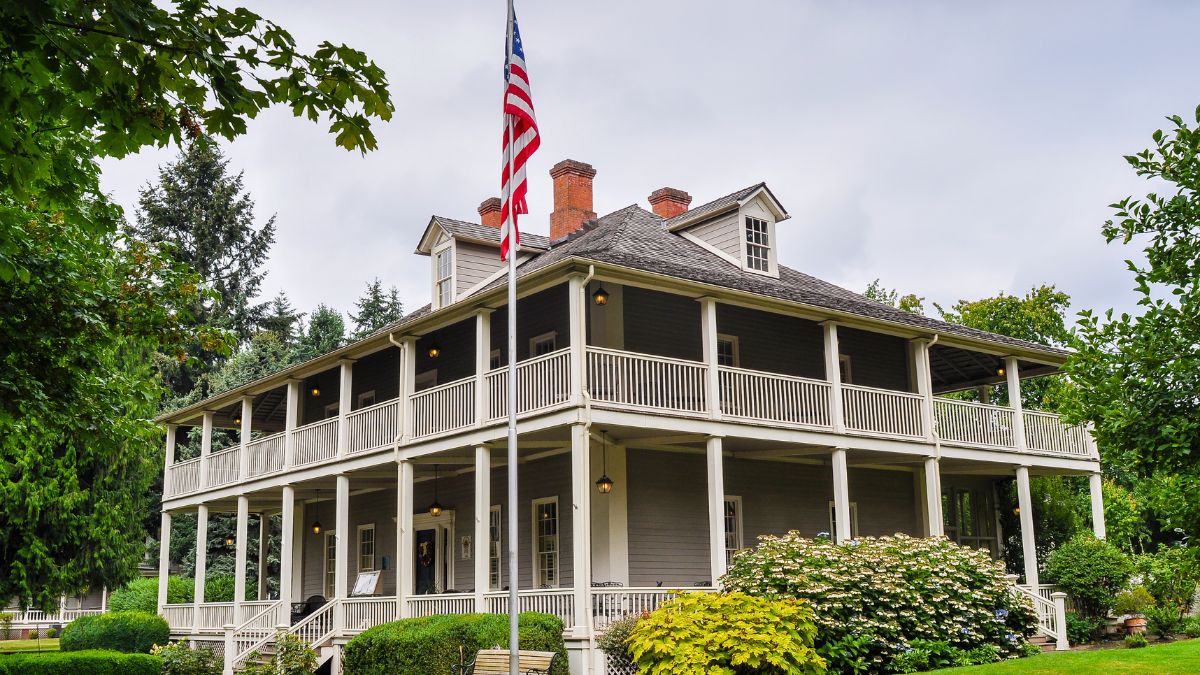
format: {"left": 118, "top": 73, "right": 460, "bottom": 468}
{"left": 605, "top": 654, "right": 637, "bottom": 675}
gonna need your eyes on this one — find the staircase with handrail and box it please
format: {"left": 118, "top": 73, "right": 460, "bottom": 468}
{"left": 225, "top": 599, "right": 339, "bottom": 674}
{"left": 1010, "top": 583, "right": 1069, "bottom": 651}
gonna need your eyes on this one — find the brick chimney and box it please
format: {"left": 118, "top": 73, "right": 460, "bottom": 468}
{"left": 648, "top": 187, "right": 692, "bottom": 219}
{"left": 478, "top": 197, "right": 502, "bottom": 228}
{"left": 549, "top": 159, "right": 597, "bottom": 241}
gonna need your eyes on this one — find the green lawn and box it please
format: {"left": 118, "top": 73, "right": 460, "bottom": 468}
{"left": 0, "top": 638, "right": 60, "bottom": 653}
{"left": 941, "top": 639, "right": 1200, "bottom": 673}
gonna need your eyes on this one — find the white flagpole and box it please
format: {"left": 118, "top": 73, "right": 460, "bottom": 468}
{"left": 504, "top": 3, "right": 519, "bottom": 673}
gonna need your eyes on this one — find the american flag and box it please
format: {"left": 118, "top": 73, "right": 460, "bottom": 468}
{"left": 500, "top": 2, "right": 540, "bottom": 261}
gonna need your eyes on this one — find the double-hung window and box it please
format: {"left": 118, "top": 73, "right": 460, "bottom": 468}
{"left": 434, "top": 247, "right": 453, "bottom": 308}
{"left": 532, "top": 497, "right": 559, "bottom": 588}
{"left": 358, "top": 524, "right": 376, "bottom": 572}
{"left": 324, "top": 531, "right": 337, "bottom": 598}
{"left": 745, "top": 217, "right": 771, "bottom": 272}
{"left": 717, "top": 335, "right": 739, "bottom": 367}
{"left": 724, "top": 496, "right": 743, "bottom": 567}
{"left": 489, "top": 505, "right": 502, "bottom": 590}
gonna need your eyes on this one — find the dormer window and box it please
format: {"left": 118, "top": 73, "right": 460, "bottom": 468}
{"left": 433, "top": 245, "right": 453, "bottom": 308}
{"left": 745, "top": 217, "right": 771, "bottom": 272}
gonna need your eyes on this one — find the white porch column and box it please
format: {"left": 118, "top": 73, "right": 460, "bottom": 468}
{"left": 397, "top": 460, "right": 414, "bottom": 618}
{"left": 239, "top": 396, "right": 253, "bottom": 480}
{"left": 911, "top": 339, "right": 935, "bottom": 441}
{"left": 101, "top": 586, "right": 107, "bottom": 612}
{"left": 831, "top": 448, "right": 852, "bottom": 543}
{"left": 923, "top": 457, "right": 944, "bottom": 537}
{"left": 475, "top": 311, "right": 492, "bottom": 426}
{"left": 257, "top": 514, "right": 269, "bottom": 600}
{"left": 705, "top": 436, "right": 727, "bottom": 582}
{"left": 569, "top": 274, "right": 586, "bottom": 406}
{"left": 1005, "top": 357, "right": 1027, "bottom": 451}
{"left": 157, "top": 511, "right": 172, "bottom": 614}
{"left": 193, "top": 503, "right": 209, "bottom": 631}
{"left": 473, "top": 446, "right": 491, "bottom": 612}
{"left": 1015, "top": 465, "right": 1039, "bottom": 587}
{"left": 291, "top": 500, "right": 304, "bottom": 602}
{"left": 284, "top": 380, "right": 300, "bottom": 469}
{"left": 822, "top": 322, "right": 845, "bottom": 434}
{"left": 399, "top": 338, "right": 417, "bottom": 444}
{"left": 569, "top": 423, "right": 592, "bottom": 632}
{"left": 200, "top": 411, "right": 214, "bottom": 487}
{"left": 279, "top": 486, "right": 295, "bottom": 610}
{"left": 699, "top": 297, "right": 721, "bottom": 419}
{"left": 234, "top": 495, "right": 250, "bottom": 620}
{"left": 334, "top": 474, "right": 350, "bottom": 597}
{"left": 1089, "top": 472, "right": 1107, "bottom": 540}
{"left": 336, "top": 360, "right": 354, "bottom": 458}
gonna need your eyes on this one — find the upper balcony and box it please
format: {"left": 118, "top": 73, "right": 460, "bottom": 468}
{"left": 162, "top": 279, "right": 1095, "bottom": 501}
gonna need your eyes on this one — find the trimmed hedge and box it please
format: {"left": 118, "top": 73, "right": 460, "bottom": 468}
{"left": 343, "top": 612, "right": 567, "bottom": 675}
{"left": 110, "top": 576, "right": 194, "bottom": 613}
{"left": 60, "top": 611, "right": 169, "bottom": 654}
{"left": 0, "top": 650, "right": 161, "bottom": 675}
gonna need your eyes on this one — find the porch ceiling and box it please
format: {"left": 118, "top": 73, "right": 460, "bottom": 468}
{"left": 930, "top": 344, "right": 1058, "bottom": 394}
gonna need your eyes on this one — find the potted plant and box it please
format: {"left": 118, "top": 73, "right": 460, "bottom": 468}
{"left": 1114, "top": 586, "right": 1156, "bottom": 634}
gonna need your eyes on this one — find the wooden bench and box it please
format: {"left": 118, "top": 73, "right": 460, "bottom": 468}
{"left": 452, "top": 648, "right": 559, "bottom": 675}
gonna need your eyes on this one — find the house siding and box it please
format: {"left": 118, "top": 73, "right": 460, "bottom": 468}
{"left": 489, "top": 284, "right": 571, "bottom": 367}
{"left": 687, "top": 212, "right": 741, "bottom": 259}
{"left": 350, "top": 347, "right": 400, "bottom": 409}
{"left": 715, "top": 304, "right": 824, "bottom": 378}
{"left": 623, "top": 287, "right": 703, "bottom": 361}
{"left": 456, "top": 242, "right": 503, "bottom": 296}
{"left": 414, "top": 318, "right": 477, "bottom": 390}
{"left": 838, "top": 327, "right": 912, "bottom": 392}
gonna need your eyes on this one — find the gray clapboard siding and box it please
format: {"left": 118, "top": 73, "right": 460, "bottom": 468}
{"left": 839, "top": 327, "right": 912, "bottom": 392}
{"left": 489, "top": 284, "right": 571, "bottom": 367}
{"left": 456, "top": 242, "right": 504, "bottom": 296}
{"left": 716, "top": 304, "right": 825, "bottom": 378}
{"left": 688, "top": 212, "right": 741, "bottom": 258}
{"left": 350, "top": 347, "right": 400, "bottom": 408}
{"left": 623, "top": 286, "right": 703, "bottom": 362}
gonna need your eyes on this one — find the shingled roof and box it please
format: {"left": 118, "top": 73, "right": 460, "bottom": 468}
{"left": 421, "top": 216, "right": 551, "bottom": 252}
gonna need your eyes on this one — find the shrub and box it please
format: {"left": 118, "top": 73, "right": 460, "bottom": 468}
{"left": 154, "top": 642, "right": 220, "bottom": 675}
{"left": 110, "top": 576, "right": 194, "bottom": 613}
{"left": 0, "top": 612, "right": 12, "bottom": 640}
{"left": 1145, "top": 605, "right": 1184, "bottom": 639}
{"left": 595, "top": 612, "right": 644, "bottom": 663}
{"left": 1114, "top": 587, "right": 1156, "bottom": 616}
{"left": 1183, "top": 616, "right": 1200, "bottom": 639}
{"left": 1064, "top": 612, "right": 1105, "bottom": 644}
{"left": 342, "top": 612, "right": 567, "bottom": 675}
{"left": 626, "top": 592, "right": 825, "bottom": 675}
{"left": 1136, "top": 546, "right": 1200, "bottom": 614}
{"left": 1044, "top": 533, "right": 1133, "bottom": 618}
{"left": 60, "top": 611, "right": 169, "bottom": 653}
{"left": 243, "top": 632, "right": 317, "bottom": 675}
{"left": 1125, "top": 633, "right": 1149, "bottom": 649}
{"left": 888, "top": 640, "right": 1001, "bottom": 673}
{"left": 722, "top": 533, "right": 1036, "bottom": 673}
{"left": 44, "top": 628, "right": 57, "bottom": 639}
{"left": 203, "top": 575, "right": 235, "bottom": 603}
{"left": 0, "top": 650, "right": 161, "bottom": 674}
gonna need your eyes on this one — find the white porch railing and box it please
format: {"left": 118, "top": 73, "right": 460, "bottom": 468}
{"left": 408, "top": 593, "right": 477, "bottom": 618}
{"left": 411, "top": 378, "right": 476, "bottom": 439}
{"left": 592, "top": 587, "right": 715, "bottom": 631}
{"left": 167, "top": 458, "right": 201, "bottom": 496}
{"left": 229, "top": 600, "right": 286, "bottom": 657}
{"left": 842, "top": 384, "right": 925, "bottom": 439}
{"left": 233, "top": 599, "right": 337, "bottom": 671}
{"left": 934, "top": 399, "right": 1015, "bottom": 448}
{"left": 1024, "top": 411, "right": 1092, "bottom": 456}
{"left": 343, "top": 597, "right": 398, "bottom": 632}
{"left": 718, "top": 366, "right": 832, "bottom": 429}
{"left": 486, "top": 348, "right": 573, "bottom": 421}
{"left": 586, "top": 347, "right": 708, "bottom": 415}
{"left": 196, "top": 602, "right": 235, "bottom": 630}
{"left": 485, "top": 589, "right": 575, "bottom": 626}
{"left": 205, "top": 448, "right": 240, "bottom": 487}
{"left": 246, "top": 432, "right": 286, "bottom": 477}
{"left": 1012, "top": 584, "right": 1068, "bottom": 650}
{"left": 10, "top": 608, "right": 104, "bottom": 625}
{"left": 291, "top": 417, "right": 338, "bottom": 466}
{"left": 347, "top": 398, "right": 401, "bottom": 454}
{"left": 162, "top": 604, "right": 195, "bottom": 630}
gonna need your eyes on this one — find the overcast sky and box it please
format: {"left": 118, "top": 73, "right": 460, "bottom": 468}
{"left": 98, "top": 1, "right": 1200, "bottom": 325}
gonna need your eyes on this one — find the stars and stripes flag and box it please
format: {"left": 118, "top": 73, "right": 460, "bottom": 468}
{"left": 500, "top": 1, "right": 539, "bottom": 261}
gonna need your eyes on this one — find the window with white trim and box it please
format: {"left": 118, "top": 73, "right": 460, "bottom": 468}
{"left": 358, "top": 523, "right": 376, "bottom": 572}
{"left": 717, "top": 334, "right": 739, "bottom": 367}
{"left": 839, "top": 354, "right": 853, "bottom": 384}
{"left": 529, "top": 331, "right": 557, "bottom": 358}
{"left": 724, "top": 496, "right": 743, "bottom": 567}
{"left": 532, "top": 497, "right": 559, "bottom": 588}
{"left": 323, "top": 531, "right": 337, "bottom": 598}
{"left": 357, "top": 390, "right": 376, "bottom": 409}
{"left": 745, "top": 217, "right": 771, "bottom": 272}
{"left": 489, "top": 505, "right": 502, "bottom": 590}
{"left": 434, "top": 247, "right": 453, "bottom": 308}
{"left": 828, "top": 501, "right": 860, "bottom": 539}
{"left": 489, "top": 349, "right": 501, "bottom": 370}
{"left": 324, "top": 402, "right": 340, "bottom": 419}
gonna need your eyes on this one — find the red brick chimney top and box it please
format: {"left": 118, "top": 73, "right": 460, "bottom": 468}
{"left": 549, "top": 159, "right": 597, "bottom": 241}
{"left": 478, "top": 197, "right": 502, "bottom": 229}
{"left": 648, "top": 187, "right": 692, "bottom": 219}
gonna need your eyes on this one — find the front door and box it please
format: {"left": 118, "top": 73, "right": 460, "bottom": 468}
{"left": 415, "top": 528, "right": 438, "bottom": 594}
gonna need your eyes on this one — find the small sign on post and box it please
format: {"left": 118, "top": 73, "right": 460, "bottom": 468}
{"left": 351, "top": 570, "right": 381, "bottom": 597}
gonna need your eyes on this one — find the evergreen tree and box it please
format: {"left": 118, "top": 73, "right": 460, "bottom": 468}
{"left": 349, "top": 278, "right": 403, "bottom": 338}
{"left": 128, "top": 140, "right": 277, "bottom": 397}
{"left": 260, "top": 291, "right": 304, "bottom": 347}
{"left": 294, "top": 305, "right": 347, "bottom": 361}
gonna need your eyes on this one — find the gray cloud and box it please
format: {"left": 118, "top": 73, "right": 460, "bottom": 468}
{"left": 98, "top": 0, "right": 1200, "bottom": 323}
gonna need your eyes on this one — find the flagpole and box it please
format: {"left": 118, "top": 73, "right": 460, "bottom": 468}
{"left": 504, "top": 4, "right": 519, "bottom": 674}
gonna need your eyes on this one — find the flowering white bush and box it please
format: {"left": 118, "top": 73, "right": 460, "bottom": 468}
{"left": 721, "top": 533, "right": 1036, "bottom": 673}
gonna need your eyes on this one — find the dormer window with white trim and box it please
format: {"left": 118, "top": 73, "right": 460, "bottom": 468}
{"left": 745, "top": 216, "right": 771, "bottom": 272}
{"left": 433, "top": 244, "right": 454, "bottom": 308}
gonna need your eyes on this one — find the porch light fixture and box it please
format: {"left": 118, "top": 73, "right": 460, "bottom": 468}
{"left": 592, "top": 286, "right": 610, "bottom": 306}
{"left": 233, "top": 417, "right": 242, "bottom": 427}
{"left": 996, "top": 366, "right": 1006, "bottom": 377}
{"left": 427, "top": 343, "right": 441, "bottom": 359}
{"left": 596, "top": 431, "right": 614, "bottom": 494}
{"left": 225, "top": 535, "right": 235, "bottom": 547}
{"left": 311, "top": 489, "right": 323, "bottom": 535}
{"left": 310, "top": 386, "right": 321, "bottom": 397}
{"left": 428, "top": 464, "right": 444, "bottom": 517}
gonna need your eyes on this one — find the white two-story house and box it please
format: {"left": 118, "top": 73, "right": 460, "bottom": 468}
{"left": 155, "top": 159, "right": 1104, "bottom": 673}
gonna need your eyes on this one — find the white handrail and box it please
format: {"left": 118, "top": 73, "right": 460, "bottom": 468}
{"left": 205, "top": 447, "right": 240, "bottom": 487}
{"left": 718, "top": 365, "right": 832, "bottom": 429}
{"left": 346, "top": 398, "right": 401, "bottom": 454}
{"left": 934, "top": 399, "right": 1015, "bottom": 448}
{"left": 410, "top": 377, "right": 476, "bottom": 438}
{"left": 842, "top": 384, "right": 925, "bottom": 438}
{"left": 233, "top": 599, "right": 338, "bottom": 669}
{"left": 245, "top": 431, "right": 287, "bottom": 477}
{"left": 1010, "top": 584, "right": 1068, "bottom": 650}
{"left": 1024, "top": 411, "right": 1091, "bottom": 456}
{"left": 291, "top": 417, "right": 338, "bottom": 466}
{"left": 166, "top": 458, "right": 201, "bottom": 496}
{"left": 229, "top": 599, "right": 286, "bottom": 657}
{"left": 485, "top": 348, "right": 572, "bottom": 420}
{"left": 586, "top": 346, "right": 708, "bottom": 415}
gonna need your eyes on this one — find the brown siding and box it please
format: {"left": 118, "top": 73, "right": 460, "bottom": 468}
{"left": 838, "top": 327, "right": 912, "bottom": 391}
{"left": 623, "top": 287, "right": 703, "bottom": 361}
{"left": 351, "top": 347, "right": 400, "bottom": 409}
{"left": 715, "top": 304, "right": 824, "bottom": 378}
